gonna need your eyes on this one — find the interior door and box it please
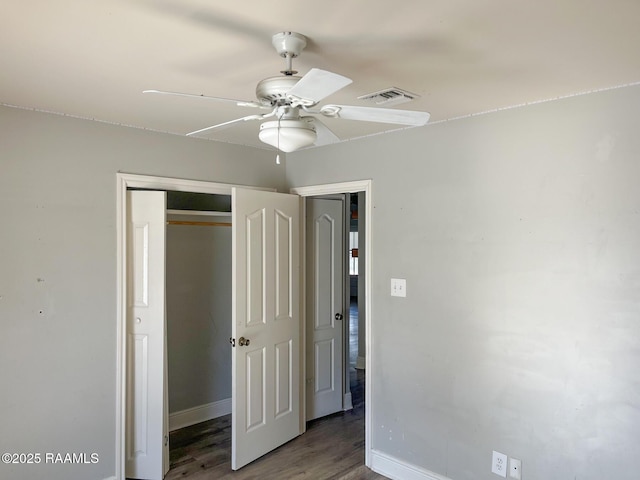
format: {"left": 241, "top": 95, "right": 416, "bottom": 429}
{"left": 231, "top": 187, "right": 301, "bottom": 470}
{"left": 126, "top": 191, "right": 169, "bottom": 480}
{"left": 305, "top": 197, "right": 344, "bottom": 420}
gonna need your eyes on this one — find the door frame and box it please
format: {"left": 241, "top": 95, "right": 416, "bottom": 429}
{"left": 115, "top": 173, "right": 275, "bottom": 479}
{"left": 291, "top": 180, "right": 372, "bottom": 468}
{"left": 116, "top": 174, "right": 374, "bottom": 477}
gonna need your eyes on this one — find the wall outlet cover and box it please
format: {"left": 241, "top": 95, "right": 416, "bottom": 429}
{"left": 509, "top": 458, "right": 522, "bottom": 479}
{"left": 491, "top": 451, "right": 507, "bottom": 477}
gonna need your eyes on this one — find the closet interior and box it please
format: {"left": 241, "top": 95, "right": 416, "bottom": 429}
{"left": 165, "top": 191, "right": 232, "bottom": 430}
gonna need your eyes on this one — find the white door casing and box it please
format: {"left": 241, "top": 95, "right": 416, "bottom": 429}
{"left": 125, "top": 191, "right": 169, "bottom": 480}
{"left": 231, "top": 188, "right": 301, "bottom": 470}
{"left": 305, "top": 198, "right": 344, "bottom": 420}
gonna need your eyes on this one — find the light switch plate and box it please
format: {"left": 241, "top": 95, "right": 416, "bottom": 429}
{"left": 491, "top": 451, "right": 507, "bottom": 477}
{"left": 390, "top": 278, "right": 406, "bottom": 297}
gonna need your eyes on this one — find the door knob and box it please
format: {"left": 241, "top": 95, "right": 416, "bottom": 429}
{"left": 335, "top": 313, "right": 343, "bottom": 321}
{"left": 239, "top": 337, "right": 250, "bottom": 346}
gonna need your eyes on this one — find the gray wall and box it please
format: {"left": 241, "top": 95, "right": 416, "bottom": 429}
{"left": 286, "top": 85, "right": 640, "bottom": 480}
{"left": 0, "top": 105, "right": 284, "bottom": 480}
{"left": 3, "top": 82, "right": 640, "bottom": 480}
{"left": 167, "top": 217, "right": 232, "bottom": 412}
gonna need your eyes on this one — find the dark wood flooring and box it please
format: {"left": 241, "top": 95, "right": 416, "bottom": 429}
{"left": 165, "top": 368, "right": 385, "bottom": 480}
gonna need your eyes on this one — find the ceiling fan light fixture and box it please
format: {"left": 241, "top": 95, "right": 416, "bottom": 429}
{"left": 259, "top": 119, "right": 316, "bottom": 152}
{"left": 145, "top": 31, "right": 430, "bottom": 149}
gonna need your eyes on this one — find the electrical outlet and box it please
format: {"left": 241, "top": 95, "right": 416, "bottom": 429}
{"left": 491, "top": 451, "right": 507, "bottom": 477}
{"left": 390, "top": 278, "right": 406, "bottom": 297}
{"left": 509, "top": 458, "right": 522, "bottom": 479}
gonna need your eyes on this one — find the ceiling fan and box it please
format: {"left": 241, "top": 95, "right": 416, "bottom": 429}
{"left": 144, "top": 32, "right": 430, "bottom": 153}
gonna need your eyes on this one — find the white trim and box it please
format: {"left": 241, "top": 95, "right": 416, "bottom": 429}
{"left": 343, "top": 392, "right": 353, "bottom": 411}
{"left": 298, "top": 195, "right": 307, "bottom": 434}
{"left": 290, "top": 180, "right": 371, "bottom": 197}
{"left": 370, "top": 450, "right": 453, "bottom": 480}
{"left": 102, "top": 477, "right": 118, "bottom": 480}
{"left": 116, "top": 173, "right": 276, "bottom": 480}
{"left": 118, "top": 172, "right": 275, "bottom": 194}
{"left": 115, "top": 175, "right": 127, "bottom": 480}
{"left": 169, "top": 398, "right": 232, "bottom": 432}
{"left": 290, "top": 179, "right": 372, "bottom": 467}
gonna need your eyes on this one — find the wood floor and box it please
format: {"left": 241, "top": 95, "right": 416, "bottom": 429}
{"left": 164, "top": 301, "right": 383, "bottom": 479}
{"left": 165, "top": 369, "right": 386, "bottom": 480}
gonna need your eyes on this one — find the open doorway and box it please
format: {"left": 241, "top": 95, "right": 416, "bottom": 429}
{"left": 291, "top": 180, "right": 372, "bottom": 468}
{"left": 348, "top": 192, "right": 366, "bottom": 414}
{"left": 164, "top": 185, "right": 371, "bottom": 479}
{"left": 303, "top": 191, "right": 366, "bottom": 420}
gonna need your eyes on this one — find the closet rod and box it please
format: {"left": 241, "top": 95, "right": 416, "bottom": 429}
{"left": 167, "top": 220, "right": 231, "bottom": 227}
{"left": 166, "top": 209, "right": 231, "bottom": 217}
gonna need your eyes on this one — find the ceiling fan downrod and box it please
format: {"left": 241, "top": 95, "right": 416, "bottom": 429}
{"left": 272, "top": 32, "right": 307, "bottom": 76}
{"left": 282, "top": 53, "right": 296, "bottom": 76}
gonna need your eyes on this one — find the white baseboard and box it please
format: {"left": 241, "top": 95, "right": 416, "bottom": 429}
{"left": 169, "top": 398, "right": 232, "bottom": 432}
{"left": 102, "top": 477, "right": 117, "bottom": 480}
{"left": 370, "top": 450, "right": 452, "bottom": 480}
{"left": 355, "top": 355, "right": 366, "bottom": 370}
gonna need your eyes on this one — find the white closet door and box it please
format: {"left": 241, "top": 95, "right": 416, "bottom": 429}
{"left": 231, "top": 187, "right": 301, "bottom": 470}
{"left": 126, "top": 190, "right": 169, "bottom": 480}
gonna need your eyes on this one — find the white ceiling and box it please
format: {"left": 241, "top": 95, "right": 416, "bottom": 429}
{"left": 3, "top": 0, "right": 640, "bottom": 150}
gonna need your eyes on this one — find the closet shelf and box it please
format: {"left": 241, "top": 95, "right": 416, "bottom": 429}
{"left": 168, "top": 220, "right": 231, "bottom": 227}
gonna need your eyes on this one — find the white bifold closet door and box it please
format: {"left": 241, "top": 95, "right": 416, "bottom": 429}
{"left": 125, "top": 190, "right": 170, "bottom": 480}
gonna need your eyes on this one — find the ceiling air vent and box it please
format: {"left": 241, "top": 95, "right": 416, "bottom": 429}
{"left": 357, "top": 87, "right": 419, "bottom": 106}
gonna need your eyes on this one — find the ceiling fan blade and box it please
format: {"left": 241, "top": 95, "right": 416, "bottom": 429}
{"left": 186, "top": 114, "right": 264, "bottom": 137}
{"left": 286, "top": 68, "right": 352, "bottom": 105}
{"left": 306, "top": 117, "right": 340, "bottom": 146}
{"left": 320, "top": 104, "right": 430, "bottom": 126}
{"left": 143, "top": 89, "right": 263, "bottom": 108}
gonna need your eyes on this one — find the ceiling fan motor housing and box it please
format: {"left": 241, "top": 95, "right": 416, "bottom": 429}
{"left": 256, "top": 75, "right": 301, "bottom": 105}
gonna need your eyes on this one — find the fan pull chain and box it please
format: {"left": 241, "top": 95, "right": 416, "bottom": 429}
{"left": 275, "top": 113, "right": 282, "bottom": 165}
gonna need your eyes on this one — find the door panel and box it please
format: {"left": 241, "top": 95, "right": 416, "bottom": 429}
{"left": 275, "top": 210, "right": 293, "bottom": 320}
{"left": 275, "top": 340, "right": 293, "bottom": 418}
{"left": 232, "top": 188, "right": 300, "bottom": 470}
{"left": 315, "top": 339, "right": 336, "bottom": 393}
{"left": 306, "top": 198, "right": 344, "bottom": 420}
{"left": 246, "top": 348, "right": 266, "bottom": 432}
{"left": 315, "top": 214, "right": 336, "bottom": 329}
{"left": 245, "top": 209, "right": 265, "bottom": 327}
{"left": 126, "top": 190, "right": 169, "bottom": 480}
